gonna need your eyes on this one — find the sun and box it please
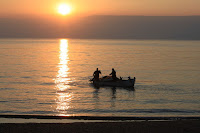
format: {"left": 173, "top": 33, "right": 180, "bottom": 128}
{"left": 58, "top": 4, "right": 71, "bottom": 15}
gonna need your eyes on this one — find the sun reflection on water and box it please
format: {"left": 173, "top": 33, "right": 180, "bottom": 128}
{"left": 54, "top": 39, "right": 72, "bottom": 116}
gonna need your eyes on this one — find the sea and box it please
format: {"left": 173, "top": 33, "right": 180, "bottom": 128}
{"left": 0, "top": 39, "right": 200, "bottom": 117}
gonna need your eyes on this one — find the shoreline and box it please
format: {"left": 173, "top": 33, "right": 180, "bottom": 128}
{"left": 0, "top": 120, "right": 199, "bottom": 133}
{"left": 0, "top": 115, "right": 200, "bottom": 124}
{"left": 1, "top": 114, "right": 200, "bottom": 121}
{"left": 0, "top": 115, "right": 200, "bottom": 133}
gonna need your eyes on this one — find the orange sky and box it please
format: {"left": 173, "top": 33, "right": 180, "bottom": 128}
{"left": 0, "top": 0, "right": 200, "bottom": 17}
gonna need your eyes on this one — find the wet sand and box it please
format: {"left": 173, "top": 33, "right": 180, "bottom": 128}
{"left": 0, "top": 115, "right": 200, "bottom": 133}
{"left": 0, "top": 120, "right": 200, "bottom": 133}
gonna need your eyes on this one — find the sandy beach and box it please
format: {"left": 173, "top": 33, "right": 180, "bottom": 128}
{"left": 0, "top": 120, "right": 199, "bottom": 133}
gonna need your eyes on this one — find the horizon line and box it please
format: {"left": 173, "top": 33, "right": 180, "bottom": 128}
{"left": 1, "top": 14, "right": 200, "bottom": 18}
{"left": 0, "top": 37, "right": 200, "bottom": 41}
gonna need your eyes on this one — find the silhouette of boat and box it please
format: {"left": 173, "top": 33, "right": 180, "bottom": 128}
{"left": 90, "top": 76, "right": 136, "bottom": 87}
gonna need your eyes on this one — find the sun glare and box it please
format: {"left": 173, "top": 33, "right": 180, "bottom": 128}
{"left": 58, "top": 4, "right": 71, "bottom": 15}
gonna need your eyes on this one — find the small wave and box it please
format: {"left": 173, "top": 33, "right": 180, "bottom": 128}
{"left": 64, "top": 82, "right": 77, "bottom": 86}
{"left": 56, "top": 90, "right": 71, "bottom": 93}
{"left": 22, "top": 111, "right": 54, "bottom": 115}
{"left": 70, "top": 108, "right": 200, "bottom": 114}
{"left": 0, "top": 101, "right": 8, "bottom": 103}
{"left": 21, "top": 76, "right": 31, "bottom": 79}
{"left": 0, "top": 88, "right": 15, "bottom": 90}
{"left": 40, "top": 82, "right": 55, "bottom": 85}
{"left": 10, "top": 82, "right": 27, "bottom": 85}
{"left": 0, "top": 76, "right": 12, "bottom": 78}
{"left": 11, "top": 100, "right": 26, "bottom": 103}
{"left": 38, "top": 103, "right": 53, "bottom": 105}
{"left": 0, "top": 111, "right": 15, "bottom": 114}
{"left": 41, "top": 76, "right": 53, "bottom": 78}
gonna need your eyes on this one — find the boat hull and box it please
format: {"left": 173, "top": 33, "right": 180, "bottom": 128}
{"left": 93, "top": 77, "right": 136, "bottom": 87}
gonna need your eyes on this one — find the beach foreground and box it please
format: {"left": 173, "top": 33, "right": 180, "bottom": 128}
{"left": 0, "top": 120, "right": 200, "bottom": 133}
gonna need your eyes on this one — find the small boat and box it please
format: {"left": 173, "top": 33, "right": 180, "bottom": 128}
{"left": 90, "top": 76, "right": 136, "bottom": 87}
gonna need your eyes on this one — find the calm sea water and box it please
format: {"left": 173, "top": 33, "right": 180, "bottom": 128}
{"left": 0, "top": 39, "right": 200, "bottom": 117}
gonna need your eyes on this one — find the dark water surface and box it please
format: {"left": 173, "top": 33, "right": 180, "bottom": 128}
{"left": 0, "top": 39, "right": 200, "bottom": 117}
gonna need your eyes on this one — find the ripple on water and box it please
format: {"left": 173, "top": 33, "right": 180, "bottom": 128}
{"left": 21, "top": 76, "right": 31, "bottom": 79}
{"left": 70, "top": 108, "right": 200, "bottom": 115}
{"left": 0, "top": 88, "right": 16, "bottom": 90}
{"left": 40, "top": 82, "right": 55, "bottom": 85}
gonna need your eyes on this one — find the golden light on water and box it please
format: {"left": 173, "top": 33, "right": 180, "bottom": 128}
{"left": 55, "top": 39, "right": 72, "bottom": 115}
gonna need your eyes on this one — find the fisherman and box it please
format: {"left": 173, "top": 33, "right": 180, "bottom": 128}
{"left": 110, "top": 68, "right": 117, "bottom": 80}
{"left": 93, "top": 68, "right": 101, "bottom": 81}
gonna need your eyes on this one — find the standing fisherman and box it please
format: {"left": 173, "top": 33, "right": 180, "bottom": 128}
{"left": 110, "top": 68, "right": 117, "bottom": 80}
{"left": 93, "top": 68, "right": 101, "bottom": 81}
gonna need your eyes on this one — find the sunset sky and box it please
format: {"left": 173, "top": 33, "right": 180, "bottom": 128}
{"left": 1, "top": 0, "right": 200, "bottom": 17}
{"left": 0, "top": 0, "right": 200, "bottom": 39}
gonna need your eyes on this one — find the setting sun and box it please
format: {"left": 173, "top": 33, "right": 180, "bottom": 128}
{"left": 58, "top": 4, "right": 71, "bottom": 15}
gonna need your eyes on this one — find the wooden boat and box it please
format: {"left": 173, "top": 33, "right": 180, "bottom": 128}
{"left": 90, "top": 76, "right": 136, "bottom": 87}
